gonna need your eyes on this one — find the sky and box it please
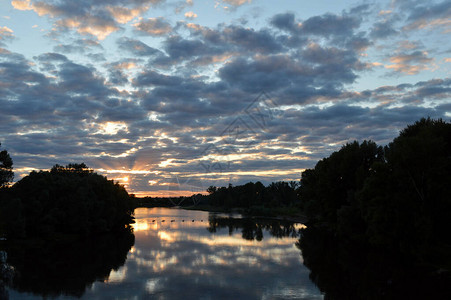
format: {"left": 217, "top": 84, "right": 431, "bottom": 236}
{"left": 0, "top": 0, "right": 450, "bottom": 197}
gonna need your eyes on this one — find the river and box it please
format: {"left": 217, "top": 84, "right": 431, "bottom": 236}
{"left": 5, "top": 207, "right": 323, "bottom": 299}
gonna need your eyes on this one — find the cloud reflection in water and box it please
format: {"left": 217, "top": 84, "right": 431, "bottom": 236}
{"left": 85, "top": 207, "right": 322, "bottom": 299}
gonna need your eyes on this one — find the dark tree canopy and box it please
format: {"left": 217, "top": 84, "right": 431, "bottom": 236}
{"left": 0, "top": 143, "right": 13, "bottom": 188}
{"left": 360, "top": 118, "right": 451, "bottom": 254}
{"left": 299, "top": 117, "right": 451, "bottom": 268}
{"left": 0, "top": 163, "right": 134, "bottom": 239}
{"left": 298, "top": 140, "right": 384, "bottom": 226}
{"left": 204, "top": 180, "right": 299, "bottom": 215}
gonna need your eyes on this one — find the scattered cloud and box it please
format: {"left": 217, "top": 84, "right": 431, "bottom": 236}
{"left": 223, "top": 0, "right": 252, "bottom": 7}
{"left": 10, "top": 0, "right": 165, "bottom": 40}
{"left": 3, "top": 1, "right": 451, "bottom": 195}
{"left": 11, "top": 0, "right": 32, "bottom": 10}
{"left": 0, "top": 26, "right": 14, "bottom": 46}
{"left": 403, "top": 0, "right": 451, "bottom": 32}
{"left": 185, "top": 11, "right": 198, "bottom": 19}
{"left": 385, "top": 51, "right": 433, "bottom": 75}
{"left": 134, "top": 17, "right": 172, "bottom": 36}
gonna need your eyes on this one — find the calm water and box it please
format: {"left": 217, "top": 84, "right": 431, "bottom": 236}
{"left": 6, "top": 208, "right": 323, "bottom": 299}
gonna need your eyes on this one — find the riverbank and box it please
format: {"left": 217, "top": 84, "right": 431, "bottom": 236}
{"left": 180, "top": 204, "right": 309, "bottom": 224}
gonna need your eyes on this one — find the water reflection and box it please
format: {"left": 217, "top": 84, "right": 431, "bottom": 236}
{"left": 5, "top": 229, "right": 134, "bottom": 299}
{"left": 208, "top": 216, "right": 305, "bottom": 241}
{"left": 298, "top": 226, "right": 451, "bottom": 300}
{"left": 6, "top": 208, "right": 323, "bottom": 299}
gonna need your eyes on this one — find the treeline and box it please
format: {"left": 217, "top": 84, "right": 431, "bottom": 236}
{"left": 0, "top": 163, "right": 134, "bottom": 239}
{"left": 134, "top": 196, "right": 194, "bottom": 207}
{"left": 203, "top": 181, "right": 300, "bottom": 215}
{"left": 134, "top": 181, "right": 301, "bottom": 216}
{"left": 299, "top": 118, "right": 451, "bottom": 273}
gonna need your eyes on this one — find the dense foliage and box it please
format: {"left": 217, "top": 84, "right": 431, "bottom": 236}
{"left": 299, "top": 118, "right": 451, "bottom": 269}
{"left": 205, "top": 181, "right": 300, "bottom": 213}
{"left": 0, "top": 143, "right": 13, "bottom": 188}
{"left": 299, "top": 140, "right": 384, "bottom": 228}
{"left": 0, "top": 163, "right": 134, "bottom": 239}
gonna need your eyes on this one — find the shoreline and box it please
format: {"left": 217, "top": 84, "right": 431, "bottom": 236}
{"left": 136, "top": 204, "right": 309, "bottom": 224}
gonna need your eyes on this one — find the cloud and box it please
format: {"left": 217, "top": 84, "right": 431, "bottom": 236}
{"left": 370, "top": 20, "right": 399, "bottom": 39}
{"left": 133, "top": 70, "right": 183, "bottom": 87}
{"left": 223, "top": 0, "right": 251, "bottom": 7}
{"left": 11, "top": 0, "right": 32, "bottom": 10}
{"left": 163, "top": 35, "right": 212, "bottom": 60}
{"left": 117, "top": 37, "right": 163, "bottom": 56}
{"left": 53, "top": 38, "right": 103, "bottom": 54}
{"left": 107, "top": 6, "right": 148, "bottom": 24}
{"left": 134, "top": 17, "right": 172, "bottom": 36}
{"left": 403, "top": 0, "right": 451, "bottom": 32}
{"left": 174, "top": 0, "right": 194, "bottom": 14}
{"left": 385, "top": 50, "right": 433, "bottom": 75}
{"left": 222, "top": 25, "right": 283, "bottom": 54}
{"left": 2, "top": 6, "right": 450, "bottom": 196}
{"left": 0, "top": 26, "right": 14, "bottom": 46}
{"left": 11, "top": 0, "right": 165, "bottom": 40}
{"left": 300, "top": 13, "right": 361, "bottom": 38}
{"left": 184, "top": 11, "right": 197, "bottom": 19}
{"left": 270, "top": 13, "right": 297, "bottom": 32}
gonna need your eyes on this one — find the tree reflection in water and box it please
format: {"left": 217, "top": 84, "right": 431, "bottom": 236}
{"left": 297, "top": 226, "right": 451, "bottom": 300}
{"left": 207, "top": 216, "right": 301, "bottom": 241}
{"left": 3, "top": 228, "right": 134, "bottom": 299}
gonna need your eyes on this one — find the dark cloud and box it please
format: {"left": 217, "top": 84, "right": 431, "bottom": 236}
{"left": 385, "top": 50, "right": 433, "bottom": 75}
{"left": 223, "top": 26, "right": 283, "bottom": 54}
{"left": 414, "top": 78, "right": 451, "bottom": 98}
{"left": 217, "top": 43, "right": 362, "bottom": 96}
{"left": 301, "top": 13, "right": 360, "bottom": 39}
{"left": 134, "top": 17, "right": 172, "bottom": 36}
{"left": 404, "top": 0, "right": 451, "bottom": 31}
{"left": 108, "top": 69, "right": 129, "bottom": 85}
{"left": 117, "top": 37, "right": 163, "bottom": 56}
{"left": 164, "top": 35, "right": 211, "bottom": 60}
{"left": 3, "top": 5, "right": 450, "bottom": 195}
{"left": 14, "top": 0, "right": 166, "bottom": 39}
{"left": 370, "top": 20, "right": 399, "bottom": 39}
{"left": 270, "top": 13, "right": 297, "bottom": 32}
{"left": 54, "top": 38, "right": 103, "bottom": 53}
{"left": 133, "top": 70, "right": 183, "bottom": 86}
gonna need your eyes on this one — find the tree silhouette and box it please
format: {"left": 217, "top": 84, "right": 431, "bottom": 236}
{"left": 298, "top": 118, "right": 451, "bottom": 295}
{"left": 1, "top": 163, "right": 134, "bottom": 239}
{"left": 0, "top": 143, "right": 13, "bottom": 188}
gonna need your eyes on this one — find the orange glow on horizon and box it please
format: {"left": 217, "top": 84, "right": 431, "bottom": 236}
{"left": 130, "top": 190, "right": 207, "bottom": 198}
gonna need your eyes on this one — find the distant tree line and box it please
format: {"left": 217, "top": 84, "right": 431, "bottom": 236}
{"left": 204, "top": 181, "right": 300, "bottom": 215}
{"left": 298, "top": 118, "right": 451, "bottom": 275}
{"left": 134, "top": 181, "right": 301, "bottom": 216}
{"left": 134, "top": 196, "right": 192, "bottom": 207}
{"left": 0, "top": 163, "right": 134, "bottom": 239}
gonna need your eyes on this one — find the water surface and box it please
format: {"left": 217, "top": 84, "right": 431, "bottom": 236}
{"left": 7, "top": 208, "right": 323, "bottom": 299}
